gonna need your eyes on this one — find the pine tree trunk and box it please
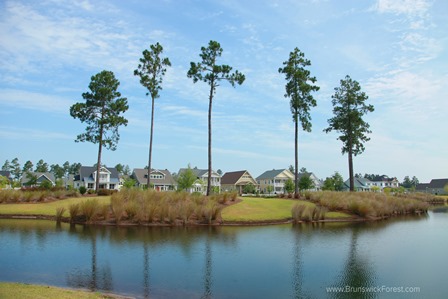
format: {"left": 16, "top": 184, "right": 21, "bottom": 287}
{"left": 147, "top": 96, "right": 155, "bottom": 189}
{"left": 206, "top": 85, "right": 213, "bottom": 196}
{"left": 96, "top": 129, "right": 103, "bottom": 192}
{"left": 294, "top": 114, "right": 299, "bottom": 195}
{"left": 348, "top": 146, "right": 354, "bottom": 192}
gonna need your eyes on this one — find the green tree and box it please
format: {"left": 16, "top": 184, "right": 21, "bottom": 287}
{"left": 279, "top": 48, "right": 319, "bottom": 195}
{"left": 35, "top": 159, "right": 49, "bottom": 172}
{"left": 298, "top": 175, "right": 315, "bottom": 191}
{"left": 63, "top": 161, "right": 70, "bottom": 177}
{"left": 69, "top": 163, "right": 82, "bottom": 175}
{"left": 70, "top": 70, "right": 129, "bottom": 191}
{"left": 177, "top": 164, "right": 197, "bottom": 191}
{"left": 332, "top": 172, "right": 345, "bottom": 191}
{"left": 0, "top": 175, "right": 9, "bottom": 189}
{"left": 115, "top": 163, "right": 124, "bottom": 174}
{"left": 266, "top": 185, "right": 274, "bottom": 195}
{"left": 284, "top": 178, "right": 295, "bottom": 194}
{"left": 322, "top": 177, "right": 335, "bottom": 191}
{"left": 187, "top": 40, "right": 245, "bottom": 196}
{"left": 123, "top": 178, "right": 136, "bottom": 189}
{"left": 123, "top": 165, "right": 131, "bottom": 176}
{"left": 243, "top": 183, "right": 256, "bottom": 194}
{"left": 402, "top": 176, "right": 412, "bottom": 189}
{"left": 50, "top": 164, "right": 65, "bottom": 179}
{"left": 24, "top": 172, "right": 38, "bottom": 187}
{"left": 134, "top": 42, "right": 171, "bottom": 189}
{"left": 324, "top": 75, "right": 374, "bottom": 192}
{"left": 22, "top": 160, "right": 33, "bottom": 173}
{"left": 411, "top": 176, "right": 419, "bottom": 189}
{"left": 11, "top": 158, "right": 21, "bottom": 180}
{"left": 2, "top": 160, "right": 10, "bottom": 171}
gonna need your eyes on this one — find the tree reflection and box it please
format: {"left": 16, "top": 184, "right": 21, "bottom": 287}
{"left": 331, "top": 225, "right": 376, "bottom": 299}
{"left": 201, "top": 230, "right": 213, "bottom": 299}
{"left": 66, "top": 225, "right": 113, "bottom": 292}
{"left": 143, "top": 237, "right": 151, "bottom": 299}
{"left": 291, "top": 224, "right": 312, "bottom": 299}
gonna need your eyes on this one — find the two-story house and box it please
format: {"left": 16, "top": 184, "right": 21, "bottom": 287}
{"left": 256, "top": 169, "right": 294, "bottom": 194}
{"left": 178, "top": 167, "right": 221, "bottom": 194}
{"left": 132, "top": 168, "right": 176, "bottom": 191}
{"left": 370, "top": 175, "right": 399, "bottom": 190}
{"left": 221, "top": 170, "right": 258, "bottom": 194}
{"left": 73, "top": 166, "right": 120, "bottom": 191}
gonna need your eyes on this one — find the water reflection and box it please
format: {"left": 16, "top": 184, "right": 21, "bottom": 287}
{"left": 331, "top": 226, "right": 376, "bottom": 299}
{"left": 0, "top": 213, "right": 445, "bottom": 299}
{"left": 66, "top": 225, "right": 113, "bottom": 292}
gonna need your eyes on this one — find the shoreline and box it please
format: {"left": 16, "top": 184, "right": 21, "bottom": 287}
{"left": 0, "top": 213, "right": 391, "bottom": 226}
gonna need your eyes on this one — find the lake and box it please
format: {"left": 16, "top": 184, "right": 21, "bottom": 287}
{"left": 1, "top": 211, "right": 447, "bottom": 298}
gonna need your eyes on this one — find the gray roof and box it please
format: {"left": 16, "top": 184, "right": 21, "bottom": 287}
{"left": 256, "top": 169, "right": 286, "bottom": 180}
{"left": 132, "top": 168, "right": 176, "bottom": 186}
{"left": 178, "top": 168, "right": 220, "bottom": 179}
{"left": 343, "top": 177, "right": 372, "bottom": 190}
{"left": 21, "top": 172, "right": 55, "bottom": 184}
{"left": 429, "top": 179, "right": 448, "bottom": 189}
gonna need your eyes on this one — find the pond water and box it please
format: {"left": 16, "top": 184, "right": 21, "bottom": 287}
{"left": 1, "top": 211, "right": 447, "bottom": 298}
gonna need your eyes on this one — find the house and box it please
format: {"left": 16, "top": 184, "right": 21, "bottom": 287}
{"left": 297, "top": 172, "right": 323, "bottom": 191}
{"left": 221, "top": 170, "right": 258, "bottom": 194}
{"left": 256, "top": 169, "right": 294, "bottom": 194}
{"left": 416, "top": 179, "right": 448, "bottom": 195}
{"left": 178, "top": 167, "right": 221, "bottom": 194}
{"left": 20, "top": 172, "right": 55, "bottom": 187}
{"left": 369, "top": 175, "right": 399, "bottom": 190}
{"left": 343, "top": 177, "right": 373, "bottom": 192}
{"left": 132, "top": 168, "right": 176, "bottom": 191}
{"left": 73, "top": 166, "right": 120, "bottom": 191}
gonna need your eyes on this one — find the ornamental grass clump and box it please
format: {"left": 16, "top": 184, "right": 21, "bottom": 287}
{"left": 80, "top": 199, "right": 99, "bottom": 222}
{"left": 55, "top": 207, "right": 66, "bottom": 222}
{"left": 68, "top": 203, "right": 80, "bottom": 223}
{"left": 111, "top": 193, "right": 126, "bottom": 224}
{"left": 291, "top": 203, "right": 307, "bottom": 223}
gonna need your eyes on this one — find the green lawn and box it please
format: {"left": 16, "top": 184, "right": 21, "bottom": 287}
{"left": 222, "top": 197, "right": 351, "bottom": 222}
{"left": 0, "top": 196, "right": 111, "bottom": 217}
{"left": 0, "top": 282, "right": 121, "bottom": 299}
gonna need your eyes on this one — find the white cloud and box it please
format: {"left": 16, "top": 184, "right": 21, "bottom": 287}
{"left": 0, "top": 89, "right": 74, "bottom": 114}
{"left": 0, "top": 126, "right": 72, "bottom": 141}
{"left": 373, "top": 0, "right": 430, "bottom": 16}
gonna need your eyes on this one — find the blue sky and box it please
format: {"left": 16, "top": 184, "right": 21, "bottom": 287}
{"left": 0, "top": 0, "right": 447, "bottom": 183}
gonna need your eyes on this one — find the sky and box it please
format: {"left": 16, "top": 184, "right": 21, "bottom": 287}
{"left": 0, "top": 0, "right": 447, "bottom": 183}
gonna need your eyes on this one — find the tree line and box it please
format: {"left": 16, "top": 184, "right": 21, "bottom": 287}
{"left": 68, "top": 40, "right": 375, "bottom": 194}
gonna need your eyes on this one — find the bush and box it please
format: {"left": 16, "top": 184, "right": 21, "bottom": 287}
{"left": 97, "top": 189, "right": 117, "bottom": 196}
{"left": 79, "top": 186, "right": 87, "bottom": 195}
{"left": 79, "top": 199, "right": 99, "bottom": 222}
{"left": 55, "top": 207, "right": 66, "bottom": 222}
{"left": 69, "top": 203, "right": 80, "bottom": 223}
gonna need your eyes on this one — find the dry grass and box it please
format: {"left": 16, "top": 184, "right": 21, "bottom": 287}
{"left": 307, "top": 191, "right": 428, "bottom": 218}
{"left": 108, "top": 189, "right": 232, "bottom": 225}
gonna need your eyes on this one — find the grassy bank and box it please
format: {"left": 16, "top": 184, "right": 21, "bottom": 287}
{"left": 0, "top": 282, "right": 125, "bottom": 299}
{"left": 0, "top": 196, "right": 111, "bottom": 217}
{"left": 221, "top": 197, "right": 351, "bottom": 222}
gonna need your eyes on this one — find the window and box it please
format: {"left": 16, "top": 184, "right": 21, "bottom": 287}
{"left": 87, "top": 183, "right": 94, "bottom": 189}
{"left": 150, "top": 174, "right": 163, "bottom": 179}
{"left": 109, "top": 184, "right": 115, "bottom": 190}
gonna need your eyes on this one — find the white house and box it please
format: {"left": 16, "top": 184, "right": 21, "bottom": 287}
{"left": 256, "top": 169, "right": 294, "bottom": 194}
{"left": 73, "top": 166, "right": 120, "bottom": 190}
{"left": 178, "top": 167, "right": 221, "bottom": 194}
{"left": 369, "top": 175, "right": 399, "bottom": 190}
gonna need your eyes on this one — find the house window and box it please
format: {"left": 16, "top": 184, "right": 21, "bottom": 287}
{"left": 109, "top": 184, "right": 115, "bottom": 190}
{"left": 150, "top": 174, "right": 163, "bottom": 179}
{"left": 87, "top": 183, "right": 94, "bottom": 189}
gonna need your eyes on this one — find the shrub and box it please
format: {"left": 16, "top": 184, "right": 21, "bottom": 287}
{"left": 125, "top": 200, "right": 139, "bottom": 221}
{"left": 55, "top": 207, "right": 66, "bottom": 222}
{"left": 111, "top": 193, "right": 125, "bottom": 224}
{"left": 79, "top": 186, "right": 87, "bottom": 195}
{"left": 69, "top": 203, "right": 80, "bottom": 223}
{"left": 291, "top": 204, "right": 307, "bottom": 223}
{"left": 80, "top": 199, "right": 99, "bottom": 222}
